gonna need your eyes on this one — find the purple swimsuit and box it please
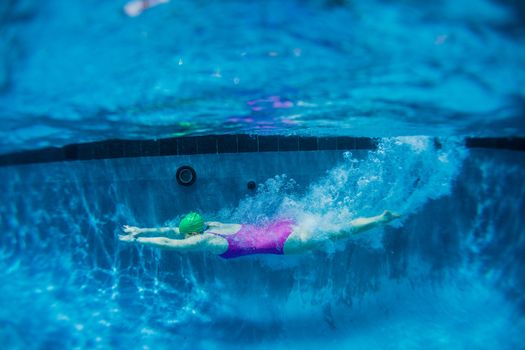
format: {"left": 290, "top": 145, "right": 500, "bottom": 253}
{"left": 209, "top": 219, "right": 295, "bottom": 259}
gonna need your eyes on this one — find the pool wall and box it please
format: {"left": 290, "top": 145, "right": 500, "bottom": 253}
{"left": 0, "top": 143, "right": 524, "bottom": 348}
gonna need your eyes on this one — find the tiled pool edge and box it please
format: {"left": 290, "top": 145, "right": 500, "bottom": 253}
{"left": 0, "top": 135, "right": 523, "bottom": 167}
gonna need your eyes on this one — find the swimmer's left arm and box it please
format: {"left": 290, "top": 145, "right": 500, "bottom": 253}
{"left": 119, "top": 234, "right": 208, "bottom": 252}
{"left": 205, "top": 221, "right": 223, "bottom": 227}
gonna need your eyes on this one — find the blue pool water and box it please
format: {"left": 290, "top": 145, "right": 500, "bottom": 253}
{"left": 1, "top": 0, "right": 525, "bottom": 152}
{"left": 1, "top": 0, "right": 525, "bottom": 349}
{"left": 1, "top": 138, "right": 524, "bottom": 349}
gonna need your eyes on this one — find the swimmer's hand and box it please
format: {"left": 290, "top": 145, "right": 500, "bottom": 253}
{"left": 119, "top": 234, "right": 136, "bottom": 243}
{"left": 380, "top": 210, "right": 401, "bottom": 223}
{"left": 122, "top": 225, "right": 143, "bottom": 237}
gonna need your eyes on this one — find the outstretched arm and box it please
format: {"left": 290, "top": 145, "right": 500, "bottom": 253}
{"left": 122, "top": 225, "right": 181, "bottom": 238}
{"left": 119, "top": 234, "right": 208, "bottom": 252}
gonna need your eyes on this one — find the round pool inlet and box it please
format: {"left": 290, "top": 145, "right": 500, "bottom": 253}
{"left": 175, "top": 165, "right": 197, "bottom": 186}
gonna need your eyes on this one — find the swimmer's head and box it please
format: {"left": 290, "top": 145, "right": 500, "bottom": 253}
{"left": 179, "top": 212, "right": 205, "bottom": 235}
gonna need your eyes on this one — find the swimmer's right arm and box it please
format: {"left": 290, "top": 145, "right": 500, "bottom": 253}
{"left": 122, "top": 225, "right": 181, "bottom": 237}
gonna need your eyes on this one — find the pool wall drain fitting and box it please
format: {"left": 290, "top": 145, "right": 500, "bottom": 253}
{"left": 175, "top": 166, "right": 197, "bottom": 186}
{"left": 0, "top": 135, "right": 523, "bottom": 167}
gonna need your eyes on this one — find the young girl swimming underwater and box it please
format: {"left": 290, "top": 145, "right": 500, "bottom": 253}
{"left": 119, "top": 211, "right": 400, "bottom": 259}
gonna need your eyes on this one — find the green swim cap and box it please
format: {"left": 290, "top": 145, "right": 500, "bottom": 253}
{"left": 179, "top": 212, "right": 205, "bottom": 235}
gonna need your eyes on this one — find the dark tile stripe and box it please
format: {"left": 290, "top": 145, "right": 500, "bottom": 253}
{"left": 299, "top": 137, "right": 318, "bottom": 151}
{"left": 2, "top": 135, "right": 521, "bottom": 167}
{"left": 217, "top": 135, "right": 238, "bottom": 153}
{"left": 336, "top": 137, "right": 356, "bottom": 150}
{"left": 159, "top": 138, "right": 178, "bottom": 156}
{"left": 76, "top": 143, "right": 94, "bottom": 160}
{"left": 63, "top": 144, "right": 78, "bottom": 161}
{"left": 318, "top": 137, "right": 337, "bottom": 150}
{"left": 237, "top": 135, "right": 258, "bottom": 152}
{"left": 465, "top": 137, "right": 525, "bottom": 151}
{"left": 196, "top": 136, "right": 218, "bottom": 154}
{"left": 177, "top": 137, "right": 198, "bottom": 155}
{"left": 258, "top": 136, "right": 279, "bottom": 152}
{"left": 278, "top": 136, "right": 299, "bottom": 151}
{"left": 140, "top": 140, "right": 160, "bottom": 157}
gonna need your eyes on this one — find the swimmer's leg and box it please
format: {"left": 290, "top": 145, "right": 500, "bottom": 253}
{"left": 329, "top": 210, "right": 400, "bottom": 240}
{"left": 283, "top": 228, "right": 320, "bottom": 254}
{"left": 282, "top": 211, "right": 400, "bottom": 255}
{"left": 350, "top": 211, "right": 399, "bottom": 234}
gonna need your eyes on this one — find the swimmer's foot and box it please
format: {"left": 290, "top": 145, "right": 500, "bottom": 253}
{"left": 380, "top": 210, "right": 401, "bottom": 223}
{"left": 124, "top": 0, "right": 170, "bottom": 17}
